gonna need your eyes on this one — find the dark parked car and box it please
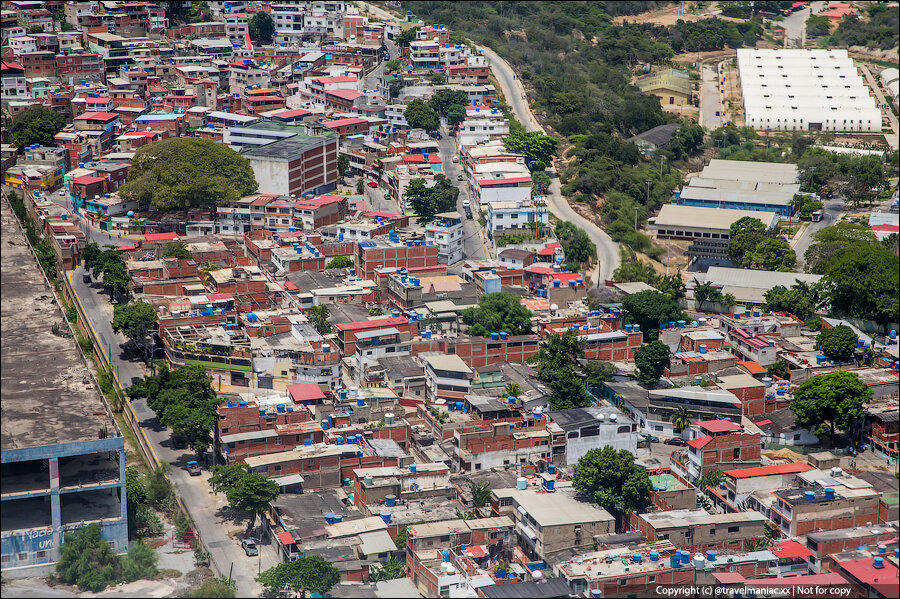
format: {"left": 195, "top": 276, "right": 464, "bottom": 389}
{"left": 83, "top": 272, "right": 92, "bottom": 284}
{"left": 186, "top": 461, "right": 201, "bottom": 476}
{"left": 664, "top": 437, "right": 687, "bottom": 446}
{"left": 639, "top": 432, "right": 660, "bottom": 443}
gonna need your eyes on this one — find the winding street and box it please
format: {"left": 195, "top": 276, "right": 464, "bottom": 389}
{"left": 478, "top": 46, "right": 621, "bottom": 284}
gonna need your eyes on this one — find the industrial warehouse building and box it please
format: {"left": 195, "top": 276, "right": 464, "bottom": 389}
{"left": 673, "top": 160, "right": 800, "bottom": 216}
{"left": 737, "top": 49, "right": 881, "bottom": 132}
{"left": 650, "top": 204, "right": 779, "bottom": 240}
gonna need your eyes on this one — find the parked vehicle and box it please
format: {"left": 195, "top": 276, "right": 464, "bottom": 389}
{"left": 451, "top": 156, "right": 459, "bottom": 163}
{"left": 457, "top": 174, "right": 463, "bottom": 181}
{"left": 82, "top": 272, "right": 92, "bottom": 284}
{"left": 639, "top": 432, "right": 660, "bottom": 443}
{"left": 810, "top": 210, "right": 823, "bottom": 222}
{"left": 241, "top": 539, "right": 258, "bottom": 556}
{"left": 664, "top": 437, "right": 687, "bottom": 446}
{"left": 186, "top": 461, "right": 201, "bottom": 476}
{"left": 367, "top": 182, "right": 378, "bottom": 188}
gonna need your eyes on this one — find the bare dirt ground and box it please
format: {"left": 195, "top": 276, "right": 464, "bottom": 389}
{"left": 612, "top": 1, "right": 747, "bottom": 26}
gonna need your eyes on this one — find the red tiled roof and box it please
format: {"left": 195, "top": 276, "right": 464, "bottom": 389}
{"left": 687, "top": 435, "right": 713, "bottom": 449}
{"left": 401, "top": 153, "right": 441, "bottom": 164}
{"left": 287, "top": 383, "right": 327, "bottom": 403}
{"left": 549, "top": 272, "right": 583, "bottom": 284}
{"left": 713, "top": 573, "right": 746, "bottom": 584}
{"left": 1, "top": 61, "right": 25, "bottom": 71}
{"left": 755, "top": 419, "right": 773, "bottom": 427}
{"left": 698, "top": 419, "right": 741, "bottom": 433}
{"left": 313, "top": 75, "right": 357, "bottom": 84}
{"left": 85, "top": 97, "right": 112, "bottom": 103}
{"left": 335, "top": 316, "right": 408, "bottom": 332}
{"left": 283, "top": 281, "right": 298, "bottom": 291}
{"left": 724, "top": 462, "right": 814, "bottom": 479}
{"left": 142, "top": 232, "right": 181, "bottom": 242}
{"left": 737, "top": 360, "right": 766, "bottom": 375}
{"left": 871, "top": 224, "right": 899, "bottom": 232}
{"left": 770, "top": 540, "right": 815, "bottom": 560}
{"left": 246, "top": 95, "right": 284, "bottom": 102}
{"left": 296, "top": 194, "right": 345, "bottom": 208}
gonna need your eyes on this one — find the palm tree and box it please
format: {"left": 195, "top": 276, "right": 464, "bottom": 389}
{"left": 308, "top": 305, "right": 332, "bottom": 335}
{"left": 503, "top": 382, "right": 523, "bottom": 400}
{"left": 469, "top": 480, "right": 492, "bottom": 508}
{"left": 672, "top": 406, "right": 691, "bottom": 433}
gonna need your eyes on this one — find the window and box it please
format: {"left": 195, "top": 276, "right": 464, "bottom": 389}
{"left": 733, "top": 448, "right": 740, "bottom": 460}
{"left": 18, "top": 552, "right": 28, "bottom": 561}
{"left": 474, "top": 463, "right": 481, "bottom": 470}
{"left": 710, "top": 528, "right": 716, "bottom": 535}
{"left": 727, "top": 526, "right": 740, "bottom": 533}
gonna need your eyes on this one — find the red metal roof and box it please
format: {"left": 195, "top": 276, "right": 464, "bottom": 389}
{"left": 836, "top": 556, "right": 899, "bottom": 584}
{"left": 713, "top": 572, "right": 746, "bottom": 584}
{"left": 477, "top": 176, "right": 532, "bottom": 186}
{"left": 724, "top": 462, "right": 814, "bottom": 479}
{"left": 401, "top": 153, "right": 441, "bottom": 164}
{"left": 314, "top": 75, "right": 357, "bottom": 84}
{"left": 74, "top": 111, "right": 119, "bottom": 121}
{"left": 273, "top": 108, "right": 312, "bottom": 119}
{"left": 324, "top": 117, "right": 368, "bottom": 129}
{"left": 283, "top": 281, "right": 298, "bottom": 291}
{"left": 246, "top": 95, "right": 284, "bottom": 102}
{"left": 770, "top": 540, "right": 815, "bottom": 560}
{"left": 549, "top": 272, "right": 583, "bottom": 284}
{"left": 687, "top": 435, "right": 713, "bottom": 449}
{"left": 71, "top": 175, "right": 106, "bottom": 185}
{"left": 277, "top": 531, "right": 295, "bottom": 545}
{"left": 335, "top": 316, "right": 408, "bottom": 332}
{"left": 142, "top": 232, "right": 181, "bottom": 242}
{"left": 698, "top": 419, "right": 741, "bottom": 433}
{"left": 287, "top": 383, "right": 327, "bottom": 403}
{"left": 295, "top": 194, "right": 345, "bottom": 208}
{"left": 755, "top": 419, "right": 773, "bottom": 427}
{"left": 327, "top": 88, "right": 365, "bottom": 100}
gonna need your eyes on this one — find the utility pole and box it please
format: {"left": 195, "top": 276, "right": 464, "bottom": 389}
{"left": 660, "top": 155, "right": 666, "bottom": 177}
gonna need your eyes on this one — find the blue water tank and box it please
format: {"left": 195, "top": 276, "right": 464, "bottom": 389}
{"left": 625, "top": 324, "right": 633, "bottom": 333}
{"left": 548, "top": 464, "right": 556, "bottom": 474}
{"left": 649, "top": 550, "right": 659, "bottom": 561}
{"left": 239, "top": 400, "right": 247, "bottom": 407}
{"left": 332, "top": 515, "right": 342, "bottom": 523}
{"left": 357, "top": 397, "right": 365, "bottom": 407}
{"left": 706, "top": 550, "right": 716, "bottom": 562}
{"left": 303, "top": 438, "right": 312, "bottom": 446}
{"left": 491, "top": 332, "right": 499, "bottom": 340}
{"left": 670, "top": 554, "right": 681, "bottom": 568}
{"left": 632, "top": 552, "right": 642, "bottom": 564}
{"left": 380, "top": 510, "right": 392, "bottom": 524}
{"left": 442, "top": 550, "right": 451, "bottom": 561}
{"left": 325, "top": 513, "right": 335, "bottom": 524}
{"left": 336, "top": 436, "right": 345, "bottom": 445}
{"left": 386, "top": 494, "right": 396, "bottom": 507}
{"left": 409, "top": 464, "right": 417, "bottom": 473}
{"left": 500, "top": 331, "right": 508, "bottom": 340}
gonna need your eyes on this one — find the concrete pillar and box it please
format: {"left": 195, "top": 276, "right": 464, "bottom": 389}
{"left": 118, "top": 448, "right": 128, "bottom": 521}
{"left": 49, "top": 457, "right": 62, "bottom": 559}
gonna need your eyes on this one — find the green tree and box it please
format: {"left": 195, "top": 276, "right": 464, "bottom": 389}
{"left": 144, "top": 364, "right": 219, "bottom": 455}
{"left": 804, "top": 222, "right": 878, "bottom": 274}
{"left": 257, "top": 555, "right": 340, "bottom": 596}
{"left": 404, "top": 98, "right": 440, "bottom": 131}
{"left": 404, "top": 176, "right": 459, "bottom": 224}
{"left": 445, "top": 104, "right": 466, "bottom": 127}
{"left": 728, "top": 216, "right": 768, "bottom": 266}
{"left": 698, "top": 470, "right": 725, "bottom": 489}
{"left": 120, "top": 541, "right": 158, "bottom": 582}
{"left": 461, "top": 292, "right": 532, "bottom": 337}
{"left": 748, "top": 238, "right": 796, "bottom": 271}
{"left": 112, "top": 301, "right": 158, "bottom": 361}
{"left": 470, "top": 480, "right": 492, "bottom": 508}
{"left": 671, "top": 406, "right": 691, "bottom": 432}
{"left": 210, "top": 463, "right": 251, "bottom": 495}
{"left": 384, "top": 58, "right": 401, "bottom": 72}
{"left": 187, "top": 577, "right": 237, "bottom": 598}
{"left": 369, "top": 557, "right": 406, "bottom": 582}
{"left": 573, "top": 447, "right": 651, "bottom": 530}
{"left": 326, "top": 255, "right": 353, "bottom": 269}
{"left": 356, "top": 178, "right": 365, "bottom": 194}
{"left": 820, "top": 244, "right": 899, "bottom": 325}
{"left": 503, "top": 131, "right": 558, "bottom": 172}
{"left": 790, "top": 370, "right": 872, "bottom": 443}
{"left": 162, "top": 241, "right": 193, "bottom": 260}
{"left": 503, "top": 382, "right": 523, "bottom": 400}
{"left": 555, "top": 221, "right": 596, "bottom": 270}
{"left": 120, "top": 138, "right": 258, "bottom": 211}
{"left": 56, "top": 524, "right": 123, "bottom": 592}
{"left": 763, "top": 282, "right": 818, "bottom": 321}
{"left": 308, "top": 304, "right": 332, "bottom": 335}
{"left": 429, "top": 71, "right": 445, "bottom": 84}
{"left": 394, "top": 27, "right": 417, "bottom": 47}
{"left": 83, "top": 242, "right": 103, "bottom": 272}
{"left": 621, "top": 290, "right": 683, "bottom": 341}
{"left": 634, "top": 340, "right": 670, "bottom": 387}
{"left": 547, "top": 372, "right": 591, "bottom": 410}
{"left": 9, "top": 105, "right": 66, "bottom": 152}
{"left": 249, "top": 12, "right": 275, "bottom": 44}
{"left": 226, "top": 470, "right": 279, "bottom": 531}
{"left": 582, "top": 361, "right": 618, "bottom": 386}
{"left": 814, "top": 324, "right": 858, "bottom": 362}
{"left": 766, "top": 358, "right": 790, "bottom": 381}
{"left": 428, "top": 89, "right": 468, "bottom": 115}
{"left": 337, "top": 154, "right": 350, "bottom": 180}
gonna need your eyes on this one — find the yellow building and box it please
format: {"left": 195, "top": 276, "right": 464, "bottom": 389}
{"left": 636, "top": 69, "right": 692, "bottom": 107}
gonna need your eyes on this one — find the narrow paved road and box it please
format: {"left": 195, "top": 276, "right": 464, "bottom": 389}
{"left": 780, "top": 4, "right": 811, "bottom": 48}
{"left": 700, "top": 62, "right": 723, "bottom": 130}
{"left": 437, "top": 132, "right": 490, "bottom": 261}
{"left": 70, "top": 267, "right": 278, "bottom": 597}
{"left": 860, "top": 65, "right": 900, "bottom": 151}
{"left": 791, "top": 197, "right": 843, "bottom": 267}
{"left": 479, "top": 46, "right": 621, "bottom": 283}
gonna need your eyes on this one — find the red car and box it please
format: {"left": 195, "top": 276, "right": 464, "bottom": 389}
{"left": 367, "top": 182, "right": 378, "bottom": 188}
{"left": 664, "top": 438, "right": 687, "bottom": 446}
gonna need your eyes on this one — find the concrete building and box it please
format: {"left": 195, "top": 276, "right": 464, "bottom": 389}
{"left": 675, "top": 160, "right": 800, "bottom": 216}
{"left": 486, "top": 199, "right": 548, "bottom": 241}
{"left": 695, "top": 267, "right": 823, "bottom": 308}
{"left": 683, "top": 419, "right": 761, "bottom": 480}
{"left": 424, "top": 212, "right": 464, "bottom": 264}
{"left": 491, "top": 484, "right": 615, "bottom": 560}
{"left": 651, "top": 204, "right": 778, "bottom": 242}
{"left": 547, "top": 407, "right": 637, "bottom": 466}
{"left": 1, "top": 202, "right": 127, "bottom": 577}
{"left": 633, "top": 509, "right": 767, "bottom": 552}
{"left": 423, "top": 354, "right": 473, "bottom": 404}
{"left": 737, "top": 49, "right": 881, "bottom": 132}
{"left": 241, "top": 134, "right": 338, "bottom": 198}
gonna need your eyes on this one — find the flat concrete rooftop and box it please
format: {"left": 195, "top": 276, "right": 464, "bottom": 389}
{"left": 1, "top": 199, "right": 115, "bottom": 452}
